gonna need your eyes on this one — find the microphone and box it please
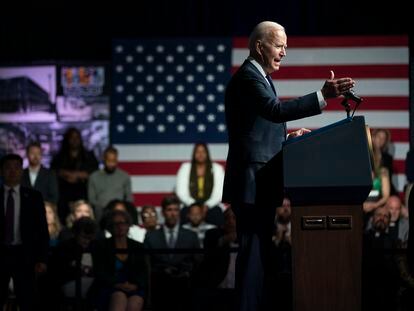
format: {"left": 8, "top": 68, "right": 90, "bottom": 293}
{"left": 343, "top": 90, "right": 362, "bottom": 103}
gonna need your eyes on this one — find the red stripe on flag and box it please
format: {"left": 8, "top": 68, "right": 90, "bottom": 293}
{"left": 233, "top": 36, "right": 408, "bottom": 48}
{"left": 271, "top": 65, "right": 408, "bottom": 79}
{"left": 119, "top": 162, "right": 181, "bottom": 175}
{"left": 133, "top": 193, "right": 173, "bottom": 206}
{"left": 394, "top": 160, "right": 406, "bottom": 174}
{"left": 322, "top": 97, "right": 409, "bottom": 111}
{"left": 119, "top": 161, "right": 227, "bottom": 175}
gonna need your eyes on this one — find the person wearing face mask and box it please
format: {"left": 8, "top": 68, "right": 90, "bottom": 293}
{"left": 222, "top": 21, "right": 356, "bottom": 310}
{"left": 88, "top": 146, "right": 133, "bottom": 221}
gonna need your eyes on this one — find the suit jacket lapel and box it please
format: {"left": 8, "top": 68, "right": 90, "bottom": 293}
{"left": 175, "top": 229, "right": 183, "bottom": 248}
{"left": 244, "top": 60, "right": 277, "bottom": 97}
{"left": 159, "top": 228, "right": 168, "bottom": 248}
{"left": 0, "top": 186, "right": 4, "bottom": 220}
{"left": 34, "top": 167, "right": 44, "bottom": 188}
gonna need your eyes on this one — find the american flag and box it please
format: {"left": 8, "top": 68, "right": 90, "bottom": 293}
{"left": 111, "top": 36, "right": 409, "bottom": 207}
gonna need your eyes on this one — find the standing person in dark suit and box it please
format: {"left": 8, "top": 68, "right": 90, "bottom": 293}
{"left": 222, "top": 21, "right": 356, "bottom": 310}
{"left": 144, "top": 195, "right": 200, "bottom": 311}
{"left": 21, "top": 141, "right": 59, "bottom": 205}
{"left": 0, "top": 154, "right": 49, "bottom": 310}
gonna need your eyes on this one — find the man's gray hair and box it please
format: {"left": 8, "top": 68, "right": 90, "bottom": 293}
{"left": 248, "top": 21, "right": 285, "bottom": 51}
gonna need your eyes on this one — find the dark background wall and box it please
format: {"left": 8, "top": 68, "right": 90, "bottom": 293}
{"left": 0, "top": 0, "right": 411, "bottom": 62}
{"left": 1, "top": 0, "right": 412, "bottom": 144}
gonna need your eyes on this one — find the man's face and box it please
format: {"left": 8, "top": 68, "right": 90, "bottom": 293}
{"left": 2, "top": 159, "right": 23, "bottom": 187}
{"left": 373, "top": 208, "right": 391, "bottom": 232}
{"left": 104, "top": 151, "right": 118, "bottom": 173}
{"left": 258, "top": 28, "right": 287, "bottom": 74}
{"left": 27, "top": 146, "right": 42, "bottom": 167}
{"left": 163, "top": 204, "right": 180, "bottom": 227}
{"left": 188, "top": 205, "right": 204, "bottom": 226}
{"left": 387, "top": 197, "right": 401, "bottom": 222}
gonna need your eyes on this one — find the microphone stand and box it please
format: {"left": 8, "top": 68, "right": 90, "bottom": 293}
{"left": 341, "top": 97, "right": 351, "bottom": 119}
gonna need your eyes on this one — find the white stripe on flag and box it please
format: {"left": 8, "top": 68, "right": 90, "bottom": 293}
{"left": 232, "top": 47, "right": 409, "bottom": 66}
{"left": 117, "top": 141, "right": 408, "bottom": 163}
{"left": 393, "top": 174, "right": 407, "bottom": 192}
{"left": 132, "top": 176, "right": 176, "bottom": 193}
{"left": 131, "top": 173, "right": 408, "bottom": 193}
{"left": 287, "top": 111, "right": 408, "bottom": 129}
{"left": 274, "top": 79, "right": 409, "bottom": 97}
{"left": 116, "top": 144, "right": 229, "bottom": 161}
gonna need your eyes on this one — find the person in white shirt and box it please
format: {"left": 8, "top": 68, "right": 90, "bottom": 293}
{"left": 175, "top": 142, "right": 225, "bottom": 226}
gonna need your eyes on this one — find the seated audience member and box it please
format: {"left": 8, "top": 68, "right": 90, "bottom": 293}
{"left": 273, "top": 197, "right": 292, "bottom": 247}
{"left": 54, "top": 217, "right": 97, "bottom": 301}
{"left": 101, "top": 199, "right": 146, "bottom": 243}
{"left": 92, "top": 210, "right": 147, "bottom": 311}
{"left": 60, "top": 200, "right": 95, "bottom": 241}
{"left": 363, "top": 147, "right": 391, "bottom": 227}
{"left": 140, "top": 205, "right": 160, "bottom": 232}
{"left": 45, "top": 201, "right": 63, "bottom": 247}
{"left": 183, "top": 202, "right": 216, "bottom": 247}
{"left": 176, "top": 142, "right": 225, "bottom": 226}
{"left": 364, "top": 206, "right": 395, "bottom": 248}
{"left": 192, "top": 208, "right": 237, "bottom": 311}
{"left": 270, "top": 198, "right": 293, "bottom": 311}
{"left": 394, "top": 186, "right": 414, "bottom": 310}
{"left": 144, "top": 195, "right": 200, "bottom": 311}
{"left": 21, "top": 141, "right": 59, "bottom": 205}
{"left": 363, "top": 206, "right": 400, "bottom": 311}
{"left": 372, "top": 128, "right": 397, "bottom": 195}
{"left": 51, "top": 127, "right": 99, "bottom": 223}
{"left": 386, "top": 195, "right": 409, "bottom": 246}
{"left": 88, "top": 146, "right": 133, "bottom": 221}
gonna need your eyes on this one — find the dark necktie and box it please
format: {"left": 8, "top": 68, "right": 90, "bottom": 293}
{"left": 168, "top": 228, "right": 175, "bottom": 249}
{"left": 4, "top": 188, "right": 15, "bottom": 244}
{"left": 266, "top": 75, "right": 277, "bottom": 95}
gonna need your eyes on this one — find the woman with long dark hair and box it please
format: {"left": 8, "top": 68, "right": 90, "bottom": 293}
{"left": 51, "top": 127, "right": 98, "bottom": 222}
{"left": 176, "top": 142, "right": 225, "bottom": 226}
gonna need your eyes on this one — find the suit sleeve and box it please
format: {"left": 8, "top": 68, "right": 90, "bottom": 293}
{"left": 242, "top": 75, "right": 321, "bottom": 123}
{"left": 34, "top": 191, "right": 50, "bottom": 263}
{"left": 88, "top": 173, "right": 98, "bottom": 208}
{"left": 48, "top": 170, "right": 59, "bottom": 205}
{"left": 91, "top": 241, "right": 117, "bottom": 287}
{"left": 125, "top": 174, "right": 133, "bottom": 203}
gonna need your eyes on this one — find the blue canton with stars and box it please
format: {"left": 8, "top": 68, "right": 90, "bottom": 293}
{"left": 111, "top": 38, "right": 231, "bottom": 144}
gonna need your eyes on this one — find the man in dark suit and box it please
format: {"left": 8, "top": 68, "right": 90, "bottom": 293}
{"left": 144, "top": 195, "right": 200, "bottom": 311}
{"left": 21, "top": 141, "right": 59, "bottom": 205}
{"left": 0, "top": 154, "right": 49, "bottom": 310}
{"left": 222, "top": 21, "right": 356, "bottom": 310}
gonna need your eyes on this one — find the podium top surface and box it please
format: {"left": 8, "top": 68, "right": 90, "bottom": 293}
{"left": 283, "top": 116, "right": 363, "bottom": 146}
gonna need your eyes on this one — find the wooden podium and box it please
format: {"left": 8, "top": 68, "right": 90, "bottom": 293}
{"left": 257, "top": 116, "right": 373, "bottom": 311}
